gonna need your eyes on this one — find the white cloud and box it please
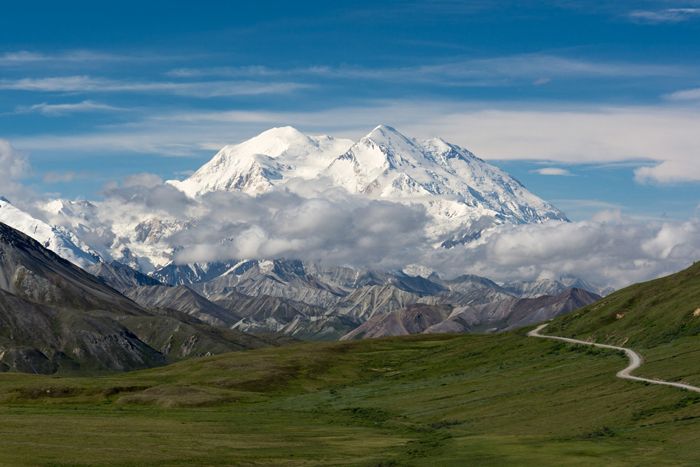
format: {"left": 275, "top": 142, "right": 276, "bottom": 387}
{"left": 533, "top": 77, "right": 551, "bottom": 85}
{"left": 634, "top": 160, "right": 700, "bottom": 184}
{"left": 115, "top": 181, "right": 700, "bottom": 290}
{"left": 532, "top": 167, "right": 572, "bottom": 176}
{"left": 628, "top": 8, "right": 700, "bottom": 24}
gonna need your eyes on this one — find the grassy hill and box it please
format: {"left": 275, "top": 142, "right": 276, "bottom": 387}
{"left": 546, "top": 261, "right": 700, "bottom": 387}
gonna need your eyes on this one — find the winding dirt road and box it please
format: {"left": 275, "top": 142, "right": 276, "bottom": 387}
{"left": 528, "top": 323, "right": 700, "bottom": 393}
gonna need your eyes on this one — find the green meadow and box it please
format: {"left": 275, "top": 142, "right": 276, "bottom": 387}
{"left": 2, "top": 324, "right": 700, "bottom": 466}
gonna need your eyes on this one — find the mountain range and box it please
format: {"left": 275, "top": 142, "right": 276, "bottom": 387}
{"left": 86, "top": 257, "right": 603, "bottom": 342}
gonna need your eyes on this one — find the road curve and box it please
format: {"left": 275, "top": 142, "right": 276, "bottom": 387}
{"left": 528, "top": 323, "right": 700, "bottom": 393}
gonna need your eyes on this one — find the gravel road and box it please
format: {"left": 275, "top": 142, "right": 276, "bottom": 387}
{"left": 528, "top": 323, "right": 700, "bottom": 393}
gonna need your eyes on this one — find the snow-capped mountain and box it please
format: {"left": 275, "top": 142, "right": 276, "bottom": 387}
{"left": 6, "top": 125, "right": 570, "bottom": 287}
{"left": 168, "top": 125, "right": 567, "bottom": 245}
{"left": 0, "top": 197, "right": 100, "bottom": 268}
{"left": 168, "top": 126, "right": 354, "bottom": 196}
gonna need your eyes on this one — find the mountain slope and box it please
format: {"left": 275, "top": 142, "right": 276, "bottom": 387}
{"left": 10, "top": 126, "right": 569, "bottom": 284}
{"left": 0, "top": 222, "right": 146, "bottom": 315}
{"left": 0, "top": 222, "right": 293, "bottom": 374}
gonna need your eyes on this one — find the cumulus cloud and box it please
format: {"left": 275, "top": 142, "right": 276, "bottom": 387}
{"left": 0, "top": 139, "right": 33, "bottom": 202}
{"left": 169, "top": 190, "right": 429, "bottom": 265}
{"left": 18, "top": 161, "right": 697, "bottom": 290}
{"left": 406, "top": 215, "right": 700, "bottom": 290}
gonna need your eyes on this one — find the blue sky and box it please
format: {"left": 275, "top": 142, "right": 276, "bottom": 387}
{"left": 1, "top": 0, "right": 699, "bottom": 221}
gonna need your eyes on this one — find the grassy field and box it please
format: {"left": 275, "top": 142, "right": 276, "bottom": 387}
{"left": 2, "top": 324, "right": 700, "bottom": 466}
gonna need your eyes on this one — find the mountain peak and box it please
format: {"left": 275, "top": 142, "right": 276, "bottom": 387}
{"left": 168, "top": 127, "right": 353, "bottom": 197}
{"left": 365, "top": 125, "right": 412, "bottom": 146}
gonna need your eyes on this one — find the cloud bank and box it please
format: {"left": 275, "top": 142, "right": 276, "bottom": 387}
{"left": 81, "top": 175, "right": 700, "bottom": 290}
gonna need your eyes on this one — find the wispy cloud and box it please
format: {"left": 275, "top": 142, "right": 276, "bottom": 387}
{"left": 532, "top": 167, "right": 573, "bottom": 176}
{"left": 15, "top": 100, "right": 125, "bottom": 116}
{"left": 0, "top": 49, "right": 191, "bottom": 67}
{"left": 628, "top": 8, "right": 700, "bottom": 24}
{"left": 0, "top": 50, "right": 130, "bottom": 66}
{"left": 166, "top": 54, "right": 686, "bottom": 87}
{"left": 0, "top": 76, "right": 311, "bottom": 97}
